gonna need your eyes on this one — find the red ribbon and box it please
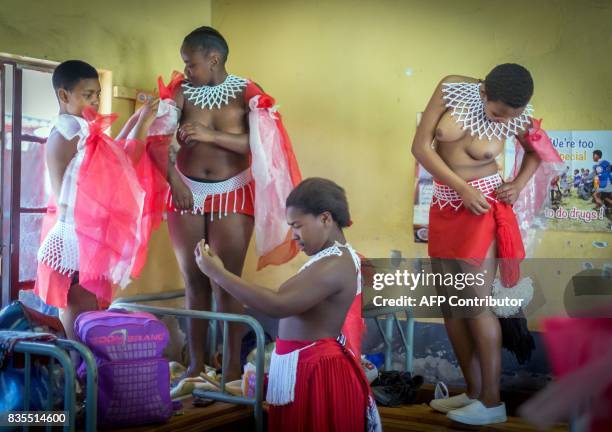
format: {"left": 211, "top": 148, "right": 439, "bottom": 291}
{"left": 82, "top": 106, "right": 117, "bottom": 138}
{"left": 158, "top": 71, "right": 185, "bottom": 100}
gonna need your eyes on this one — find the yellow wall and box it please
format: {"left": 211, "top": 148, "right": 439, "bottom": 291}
{"left": 2, "top": 1, "right": 610, "bottom": 307}
{"left": 212, "top": 0, "right": 612, "bottom": 299}
{"left": 0, "top": 0, "right": 212, "bottom": 296}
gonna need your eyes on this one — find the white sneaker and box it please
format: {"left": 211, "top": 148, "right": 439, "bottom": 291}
{"left": 447, "top": 400, "right": 507, "bottom": 425}
{"left": 429, "top": 393, "right": 475, "bottom": 414}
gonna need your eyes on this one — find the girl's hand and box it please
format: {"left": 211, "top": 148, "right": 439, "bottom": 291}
{"left": 179, "top": 122, "right": 216, "bottom": 145}
{"left": 139, "top": 97, "right": 160, "bottom": 127}
{"left": 169, "top": 176, "right": 194, "bottom": 211}
{"left": 497, "top": 181, "right": 521, "bottom": 205}
{"left": 459, "top": 184, "right": 491, "bottom": 215}
{"left": 194, "top": 240, "right": 225, "bottom": 276}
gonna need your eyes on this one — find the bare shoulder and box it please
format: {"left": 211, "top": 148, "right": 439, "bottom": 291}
{"left": 173, "top": 88, "right": 185, "bottom": 111}
{"left": 300, "top": 250, "right": 356, "bottom": 288}
{"left": 178, "top": 89, "right": 200, "bottom": 117}
{"left": 46, "top": 129, "right": 78, "bottom": 160}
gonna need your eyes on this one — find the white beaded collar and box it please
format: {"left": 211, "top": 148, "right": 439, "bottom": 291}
{"left": 442, "top": 82, "right": 533, "bottom": 141}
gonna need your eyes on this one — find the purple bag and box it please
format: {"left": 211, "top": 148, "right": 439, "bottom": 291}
{"left": 75, "top": 310, "right": 172, "bottom": 427}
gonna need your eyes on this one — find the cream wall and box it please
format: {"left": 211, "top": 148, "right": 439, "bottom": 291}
{"left": 212, "top": 0, "right": 612, "bottom": 310}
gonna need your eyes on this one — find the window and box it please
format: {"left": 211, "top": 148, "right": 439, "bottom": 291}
{"left": 1, "top": 57, "right": 56, "bottom": 307}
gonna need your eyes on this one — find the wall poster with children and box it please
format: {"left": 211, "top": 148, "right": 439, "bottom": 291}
{"left": 413, "top": 112, "right": 432, "bottom": 243}
{"left": 538, "top": 131, "right": 612, "bottom": 232}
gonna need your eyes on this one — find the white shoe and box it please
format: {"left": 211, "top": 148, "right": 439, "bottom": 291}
{"left": 447, "top": 400, "right": 507, "bottom": 425}
{"left": 429, "top": 393, "right": 475, "bottom": 414}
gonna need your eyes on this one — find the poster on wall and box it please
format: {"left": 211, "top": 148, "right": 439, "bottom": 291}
{"left": 413, "top": 162, "right": 433, "bottom": 243}
{"left": 413, "top": 112, "right": 431, "bottom": 243}
{"left": 537, "top": 131, "right": 612, "bottom": 232}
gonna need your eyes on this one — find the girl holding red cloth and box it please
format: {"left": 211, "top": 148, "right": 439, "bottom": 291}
{"left": 412, "top": 63, "right": 561, "bottom": 426}
{"left": 35, "top": 60, "right": 159, "bottom": 342}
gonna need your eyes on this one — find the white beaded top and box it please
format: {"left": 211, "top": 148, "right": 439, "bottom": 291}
{"left": 182, "top": 74, "right": 247, "bottom": 110}
{"left": 299, "top": 242, "right": 362, "bottom": 295}
{"left": 442, "top": 82, "right": 533, "bottom": 141}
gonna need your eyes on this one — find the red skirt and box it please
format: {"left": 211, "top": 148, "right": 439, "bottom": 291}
{"left": 267, "top": 338, "right": 375, "bottom": 432}
{"left": 34, "top": 262, "right": 111, "bottom": 310}
{"left": 428, "top": 174, "right": 525, "bottom": 287}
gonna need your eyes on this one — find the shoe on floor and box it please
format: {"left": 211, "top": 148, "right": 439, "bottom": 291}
{"left": 447, "top": 400, "right": 507, "bottom": 425}
{"left": 429, "top": 393, "right": 475, "bottom": 414}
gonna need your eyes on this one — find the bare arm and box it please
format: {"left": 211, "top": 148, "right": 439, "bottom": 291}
{"left": 115, "top": 111, "right": 140, "bottom": 141}
{"left": 195, "top": 242, "right": 341, "bottom": 318}
{"left": 164, "top": 91, "right": 195, "bottom": 210}
{"left": 167, "top": 139, "right": 183, "bottom": 184}
{"left": 46, "top": 132, "right": 78, "bottom": 211}
{"left": 129, "top": 98, "right": 160, "bottom": 142}
{"left": 167, "top": 90, "right": 184, "bottom": 181}
{"left": 178, "top": 123, "right": 249, "bottom": 155}
{"left": 165, "top": 143, "right": 194, "bottom": 212}
{"left": 210, "top": 130, "right": 249, "bottom": 155}
{"left": 116, "top": 99, "right": 160, "bottom": 142}
{"left": 119, "top": 99, "right": 161, "bottom": 165}
{"left": 411, "top": 76, "right": 491, "bottom": 214}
